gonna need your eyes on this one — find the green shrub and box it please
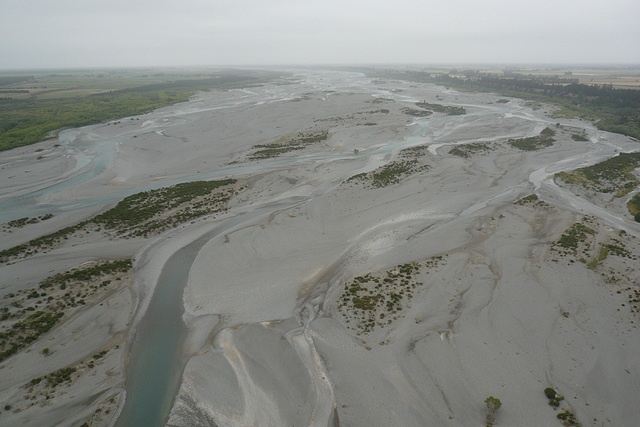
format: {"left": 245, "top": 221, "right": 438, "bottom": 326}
{"left": 544, "top": 387, "right": 556, "bottom": 399}
{"left": 485, "top": 396, "right": 502, "bottom": 426}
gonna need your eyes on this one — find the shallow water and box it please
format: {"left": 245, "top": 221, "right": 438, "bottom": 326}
{"left": 115, "top": 198, "right": 302, "bottom": 426}
{"left": 4, "top": 70, "right": 635, "bottom": 425}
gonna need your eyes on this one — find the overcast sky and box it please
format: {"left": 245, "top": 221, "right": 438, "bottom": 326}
{"left": 2, "top": 0, "right": 639, "bottom": 69}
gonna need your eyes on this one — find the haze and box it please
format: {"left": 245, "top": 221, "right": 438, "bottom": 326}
{"left": 2, "top": 0, "right": 639, "bottom": 69}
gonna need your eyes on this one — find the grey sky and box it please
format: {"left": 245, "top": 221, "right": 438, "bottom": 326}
{"left": 2, "top": 0, "right": 639, "bottom": 69}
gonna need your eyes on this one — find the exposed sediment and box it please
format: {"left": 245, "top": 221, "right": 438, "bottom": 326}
{"left": 1, "top": 70, "right": 639, "bottom": 427}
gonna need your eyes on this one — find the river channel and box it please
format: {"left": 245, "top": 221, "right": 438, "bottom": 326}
{"left": 4, "top": 70, "right": 638, "bottom": 426}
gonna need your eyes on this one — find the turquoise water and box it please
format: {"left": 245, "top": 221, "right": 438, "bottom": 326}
{"left": 115, "top": 203, "right": 289, "bottom": 426}
{"left": 115, "top": 246, "right": 192, "bottom": 427}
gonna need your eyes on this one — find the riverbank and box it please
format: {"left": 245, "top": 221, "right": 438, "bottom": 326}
{"left": 1, "top": 70, "right": 639, "bottom": 426}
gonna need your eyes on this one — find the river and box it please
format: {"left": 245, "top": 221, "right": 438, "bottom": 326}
{"left": 4, "top": 70, "right": 639, "bottom": 426}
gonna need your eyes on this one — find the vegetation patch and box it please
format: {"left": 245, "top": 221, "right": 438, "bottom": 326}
{"left": 516, "top": 194, "right": 539, "bottom": 204}
{"left": 337, "top": 256, "right": 446, "bottom": 335}
{"left": 544, "top": 387, "right": 564, "bottom": 408}
{"left": 0, "top": 260, "right": 132, "bottom": 362}
{"left": 0, "top": 179, "right": 238, "bottom": 262}
{"left": 399, "top": 145, "right": 430, "bottom": 159}
{"left": 548, "top": 218, "right": 640, "bottom": 316}
{"left": 449, "top": 142, "right": 493, "bottom": 158}
{"left": 248, "top": 130, "right": 328, "bottom": 159}
{"left": 484, "top": 396, "right": 502, "bottom": 427}
{"left": 39, "top": 259, "right": 132, "bottom": 290}
{"left": 556, "top": 410, "right": 580, "bottom": 426}
{"left": 366, "top": 97, "right": 393, "bottom": 104}
{"left": 514, "top": 193, "right": 553, "bottom": 210}
{"left": 552, "top": 221, "right": 596, "bottom": 256}
{"left": 571, "top": 133, "right": 589, "bottom": 142}
{"left": 15, "top": 347, "right": 116, "bottom": 414}
{"left": 415, "top": 101, "right": 466, "bottom": 115}
{"left": 555, "top": 152, "right": 640, "bottom": 199}
{"left": 402, "top": 108, "right": 432, "bottom": 117}
{"left": 508, "top": 127, "right": 555, "bottom": 151}
{"left": 93, "top": 179, "right": 237, "bottom": 237}
{"left": 543, "top": 387, "right": 581, "bottom": 426}
{"left": 348, "top": 159, "right": 430, "bottom": 188}
{"left": 627, "top": 193, "right": 640, "bottom": 222}
{"left": 2, "top": 214, "right": 53, "bottom": 231}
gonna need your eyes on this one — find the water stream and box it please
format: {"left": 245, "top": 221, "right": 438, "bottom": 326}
{"left": 115, "top": 201, "right": 296, "bottom": 426}
{"left": 4, "top": 70, "right": 637, "bottom": 426}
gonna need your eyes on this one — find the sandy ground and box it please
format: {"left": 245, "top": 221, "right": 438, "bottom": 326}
{"left": 1, "top": 69, "right": 639, "bottom": 426}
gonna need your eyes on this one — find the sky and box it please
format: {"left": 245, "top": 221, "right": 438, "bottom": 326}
{"left": 1, "top": 0, "right": 639, "bottom": 69}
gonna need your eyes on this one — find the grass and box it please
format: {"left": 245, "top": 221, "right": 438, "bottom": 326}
{"left": 0, "top": 69, "right": 286, "bottom": 151}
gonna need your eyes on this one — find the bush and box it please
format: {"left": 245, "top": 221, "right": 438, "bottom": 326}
{"left": 544, "top": 387, "right": 556, "bottom": 399}
{"left": 485, "top": 396, "right": 502, "bottom": 426}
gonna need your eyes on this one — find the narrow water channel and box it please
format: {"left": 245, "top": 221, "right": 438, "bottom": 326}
{"left": 115, "top": 243, "right": 193, "bottom": 427}
{"left": 115, "top": 202, "right": 298, "bottom": 426}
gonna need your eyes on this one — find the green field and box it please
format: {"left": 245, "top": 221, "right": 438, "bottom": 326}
{"left": 0, "top": 68, "right": 287, "bottom": 151}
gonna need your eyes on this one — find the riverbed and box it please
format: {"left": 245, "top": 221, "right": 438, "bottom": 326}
{"left": 1, "top": 69, "right": 639, "bottom": 427}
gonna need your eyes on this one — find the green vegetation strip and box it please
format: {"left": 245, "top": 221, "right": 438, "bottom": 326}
{"left": 39, "top": 259, "right": 132, "bottom": 290}
{"left": 556, "top": 152, "right": 640, "bottom": 198}
{"left": 0, "top": 70, "right": 285, "bottom": 151}
{"left": 415, "top": 101, "right": 466, "bottom": 115}
{"left": 449, "top": 142, "right": 493, "bottom": 158}
{"left": 514, "top": 193, "right": 551, "bottom": 209}
{"left": 0, "top": 179, "right": 237, "bottom": 263}
{"left": 508, "top": 127, "right": 555, "bottom": 151}
{"left": 402, "top": 108, "right": 432, "bottom": 117}
{"left": 348, "top": 156, "right": 429, "bottom": 188}
{"left": 249, "top": 131, "right": 328, "bottom": 159}
{"left": 3, "top": 213, "right": 53, "bottom": 230}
